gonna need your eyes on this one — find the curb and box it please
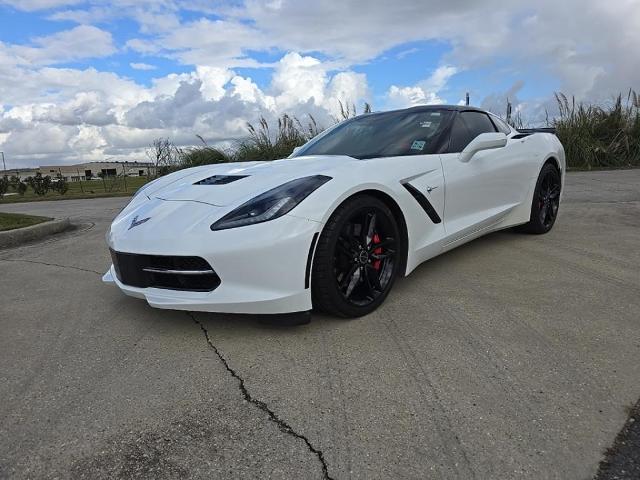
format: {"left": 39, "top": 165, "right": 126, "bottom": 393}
{"left": 0, "top": 218, "right": 72, "bottom": 249}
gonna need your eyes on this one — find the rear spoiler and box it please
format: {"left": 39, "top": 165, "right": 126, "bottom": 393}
{"left": 517, "top": 127, "right": 556, "bottom": 134}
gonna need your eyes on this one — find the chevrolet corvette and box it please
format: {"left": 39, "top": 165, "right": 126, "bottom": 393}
{"left": 103, "top": 105, "right": 565, "bottom": 318}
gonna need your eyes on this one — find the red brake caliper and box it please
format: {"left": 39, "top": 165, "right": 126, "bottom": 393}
{"left": 372, "top": 233, "right": 382, "bottom": 270}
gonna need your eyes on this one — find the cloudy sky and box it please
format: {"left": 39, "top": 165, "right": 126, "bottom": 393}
{"left": 0, "top": 0, "right": 638, "bottom": 168}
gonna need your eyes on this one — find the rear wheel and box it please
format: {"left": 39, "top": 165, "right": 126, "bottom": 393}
{"left": 520, "top": 163, "right": 561, "bottom": 234}
{"left": 311, "top": 195, "right": 400, "bottom": 318}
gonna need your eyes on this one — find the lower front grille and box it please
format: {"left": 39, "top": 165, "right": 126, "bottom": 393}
{"left": 110, "top": 250, "right": 221, "bottom": 292}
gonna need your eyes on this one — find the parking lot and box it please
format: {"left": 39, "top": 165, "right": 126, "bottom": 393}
{"left": 1, "top": 169, "right": 639, "bottom": 479}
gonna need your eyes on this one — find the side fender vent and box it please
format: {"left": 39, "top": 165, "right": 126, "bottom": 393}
{"left": 194, "top": 175, "right": 249, "bottom": 185}
{"left": 402, "top": 182, "right": 442, "bottom": 224}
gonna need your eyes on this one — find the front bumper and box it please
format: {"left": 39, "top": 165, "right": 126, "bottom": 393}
{"left": 103, "top": 212, "right": 321, "bottom": 314}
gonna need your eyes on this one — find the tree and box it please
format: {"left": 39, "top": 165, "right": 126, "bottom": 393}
{"left": 8, "top": 175, "right": 20, "bottom": 190}
{"left": 0, "top": 176, "right": 9, "bottom": 198}
{"left": 146, "top": 138, "right": 180, "bottom": 176}
{"left": 26, "top": 172, "right": 52, "bottom": 196}
{"left": 17, "top": 181, "right": 27, "bottom": 196}
{"left": 53, "top": 175, "right": 69, "bottom": 195}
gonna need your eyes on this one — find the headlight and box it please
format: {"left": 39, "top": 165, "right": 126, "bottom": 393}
{"left": 210, "top": 175, "right": 331, "bottom": 231}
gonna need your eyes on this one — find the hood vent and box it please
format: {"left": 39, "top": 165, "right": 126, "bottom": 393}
{"left": 194, "top": 175, "right": 249, "bottom": 186}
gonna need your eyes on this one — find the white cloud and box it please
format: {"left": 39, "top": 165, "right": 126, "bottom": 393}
{"left": 130, "top": 62, "right": 157, "bottom": 71}
{"left": 386, "top": 65, "right": 457, "bottom": 108}
{"left": 270, "top": 52, "right": 327, "bottom": 109}
{"left": 1, "top": 25, "right": 115, "bottom": 66}
{"left": 0, "top": 0, "right": 82, "bottom": 11}
{"left": 0, "top": 51, "right": 371, "bottom": 167}
{"left": 1, "top": 0, "right": 639, "bottom": 166}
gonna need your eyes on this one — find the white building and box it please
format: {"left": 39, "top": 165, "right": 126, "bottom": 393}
{"left": 2, "top": 162, "right": 155, "bottom": 182}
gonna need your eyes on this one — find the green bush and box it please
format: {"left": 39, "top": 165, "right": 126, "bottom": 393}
{"left": 180, "top": 145, "right": 233, "bottom": 168}
{"left": 17, "top": 181, "right": 27, "bottom": 196}
{"left": 0, "top": 176, "right": 9, "bottom": 198}
{"left": 53, "top": 175, "right": 69, "bottom": 195}
{"left": 235, "top": 114, "right": 321, "bottom": 161}
{"left": 552, "top": 91, "right": 640, "bottom": 170}
{"left": 147, "top": 95, "right": 640, "bottom": 176}
{"left": 26, "top": 173, "right": 52, "bottom": 196}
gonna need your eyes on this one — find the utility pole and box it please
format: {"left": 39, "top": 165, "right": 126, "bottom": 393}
{"left": 465, "top": 92, "right": 470, "bottom": 106}
{"left": 1, "top": 151, "right": 5, "bottom": 172}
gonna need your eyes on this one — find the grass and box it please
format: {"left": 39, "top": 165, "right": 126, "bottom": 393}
{"left": 159, "top": 95, "right": 640, "bottom": 174}
{"left": 3, "top": 94, "right": 636, "bottom": 202}
{"left": 0, "top": 176, "right": 151, "bottom": 204}
{"left": 551, "top": 91, "right": 640, "bottom": 170}
{"left": 0, "top": 212, "right": 52, "bottom": 231}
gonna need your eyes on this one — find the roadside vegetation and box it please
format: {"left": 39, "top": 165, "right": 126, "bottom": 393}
{"left": 147, "top": 101, "right": 369, "bottom": 175}
{"left": 0, "top": 173, "right": 150, "bottom": 204}
{"left": 551, "top": 91, "right": 640, "bottom": 170}
{"left": 0, "top": 212, "right": 51, "bottom": 231}
{"left": 145, "top": 93, "right": 640, "bottom": 175}
{"left": 2, "top": 93, "right": 637, "bottom": 205}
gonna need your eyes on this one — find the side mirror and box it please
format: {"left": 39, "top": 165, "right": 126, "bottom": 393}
{"left": 459, "top": 132, "right": 507, "bottom": 163}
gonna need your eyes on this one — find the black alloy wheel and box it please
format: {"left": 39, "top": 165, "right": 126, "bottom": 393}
{"left": 538, "top": 170, "right": 560, "bottom": 229}
{"left": 312, "top": 195, "right": 401, "bottom": 317}
{"left": 520, "top": 163, "right": 561, "bottom": 234}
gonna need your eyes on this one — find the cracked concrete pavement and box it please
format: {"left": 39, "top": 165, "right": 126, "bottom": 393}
{"left": 1, "top": 170, "right": 639, "bottom": 479}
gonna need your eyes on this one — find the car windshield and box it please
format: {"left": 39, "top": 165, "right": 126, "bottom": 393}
{"left": 292, "top": 109, "right": 454, "bottom": 159}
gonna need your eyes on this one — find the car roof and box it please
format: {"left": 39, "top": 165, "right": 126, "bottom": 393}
{"left": 384, "top": 105, "right": 487, "bottom": 114}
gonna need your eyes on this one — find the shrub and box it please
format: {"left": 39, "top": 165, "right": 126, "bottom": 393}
{"left": 53, "top": 175, "right": 69, "bottom": 195}
{"left": 552, "top": 91, "right": 640, "bottom": 170}
{"left": 236, "top": 114, "right": 320, "bottom": 161}
{"left": 17, "top": 181, "right": 27, "bottom": 196}
{"left": 0, "top": 176, "right": 9, "bottom": 198}
{"left": 26, "top": 173, "right": 52, "bottom": 196}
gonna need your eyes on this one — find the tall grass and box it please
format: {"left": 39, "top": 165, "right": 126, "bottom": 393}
{"left": 151, "top": 94, "right": 640, "bottom": 174}
{"left": 552, "top": 90, "right": 640, "bottom": 170}
{"left": 236, "top": 114, "right": 321, "bottom": 161}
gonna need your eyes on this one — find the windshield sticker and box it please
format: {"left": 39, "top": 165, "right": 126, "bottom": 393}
{"left": 411, "top": 140, "right": 426, "bottom": 151}
{"left": 419, "top": 121, "right": 432, "bottom": 128}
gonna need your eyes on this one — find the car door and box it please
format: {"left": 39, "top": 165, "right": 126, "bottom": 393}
{"left": 396, "top": 153, "right": 446, "bottom": 261}
{"left": 439, "top": 110, "right": 526, "bottom": 244}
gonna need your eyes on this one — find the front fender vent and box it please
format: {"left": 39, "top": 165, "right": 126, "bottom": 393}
{"left": 194, "top": 175, "right": 248, "bottom": 185}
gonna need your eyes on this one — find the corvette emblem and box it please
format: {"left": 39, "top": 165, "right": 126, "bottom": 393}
{"left": 128, "top": 215, "right": 151, "bottom": 230}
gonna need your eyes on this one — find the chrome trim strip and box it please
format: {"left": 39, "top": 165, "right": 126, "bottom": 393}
{"left": 142, "top": 267, "right": 215, "bottom": 276}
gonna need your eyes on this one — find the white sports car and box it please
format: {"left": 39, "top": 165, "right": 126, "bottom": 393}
{"left": 103, "top": 106, "right": 565, "bottom": 318}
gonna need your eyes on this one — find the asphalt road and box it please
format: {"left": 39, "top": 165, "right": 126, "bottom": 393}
{"left": 1, "top": 170, "right": 639, "bottom": 479}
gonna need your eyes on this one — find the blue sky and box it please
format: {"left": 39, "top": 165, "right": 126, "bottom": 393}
{"left": 0, "top": 0, "right": 636, "bottom": 166}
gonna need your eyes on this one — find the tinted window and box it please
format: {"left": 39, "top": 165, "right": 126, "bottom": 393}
{"left": 490, "top": 114, "right": 511, "bottom": 134}
{"left": 447, "top": 111, "right": 497, "bottom": 153}
{"left": 462, "top": 111, "right": 496, "bottom": 138}
{"left": 292, "top": 109, "right": 454, "bottom": 159}
{"left": 448, "top": 115, "right": 474, "bottom": 153}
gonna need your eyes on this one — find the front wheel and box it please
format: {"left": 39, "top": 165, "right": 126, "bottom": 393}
{"left": 520, "top": 163, "right": 561, "bottom": 234}
{"left": 311, "top": 195, "right": 401, "bottom": 318}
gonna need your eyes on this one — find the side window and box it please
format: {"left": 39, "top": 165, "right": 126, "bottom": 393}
{"left": 490, "top": 115, "right": 512, "bottom": 135}
{"left": 448, "top": 115, "right": 474, "bottom": 153}
{"left": 461, "top": 111, "right": 496, "bottom": 139}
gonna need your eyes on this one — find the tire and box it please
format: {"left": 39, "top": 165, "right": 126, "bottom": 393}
{"left": 520, "top": 163, "right": 561, "bottom": 234}
{"left": 311, "top": 194, "right": 401, "bottom": 318}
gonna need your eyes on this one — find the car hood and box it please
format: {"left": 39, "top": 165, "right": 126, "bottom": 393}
{"left": 147, "top": 155, "right": 356, "bottom": 207}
